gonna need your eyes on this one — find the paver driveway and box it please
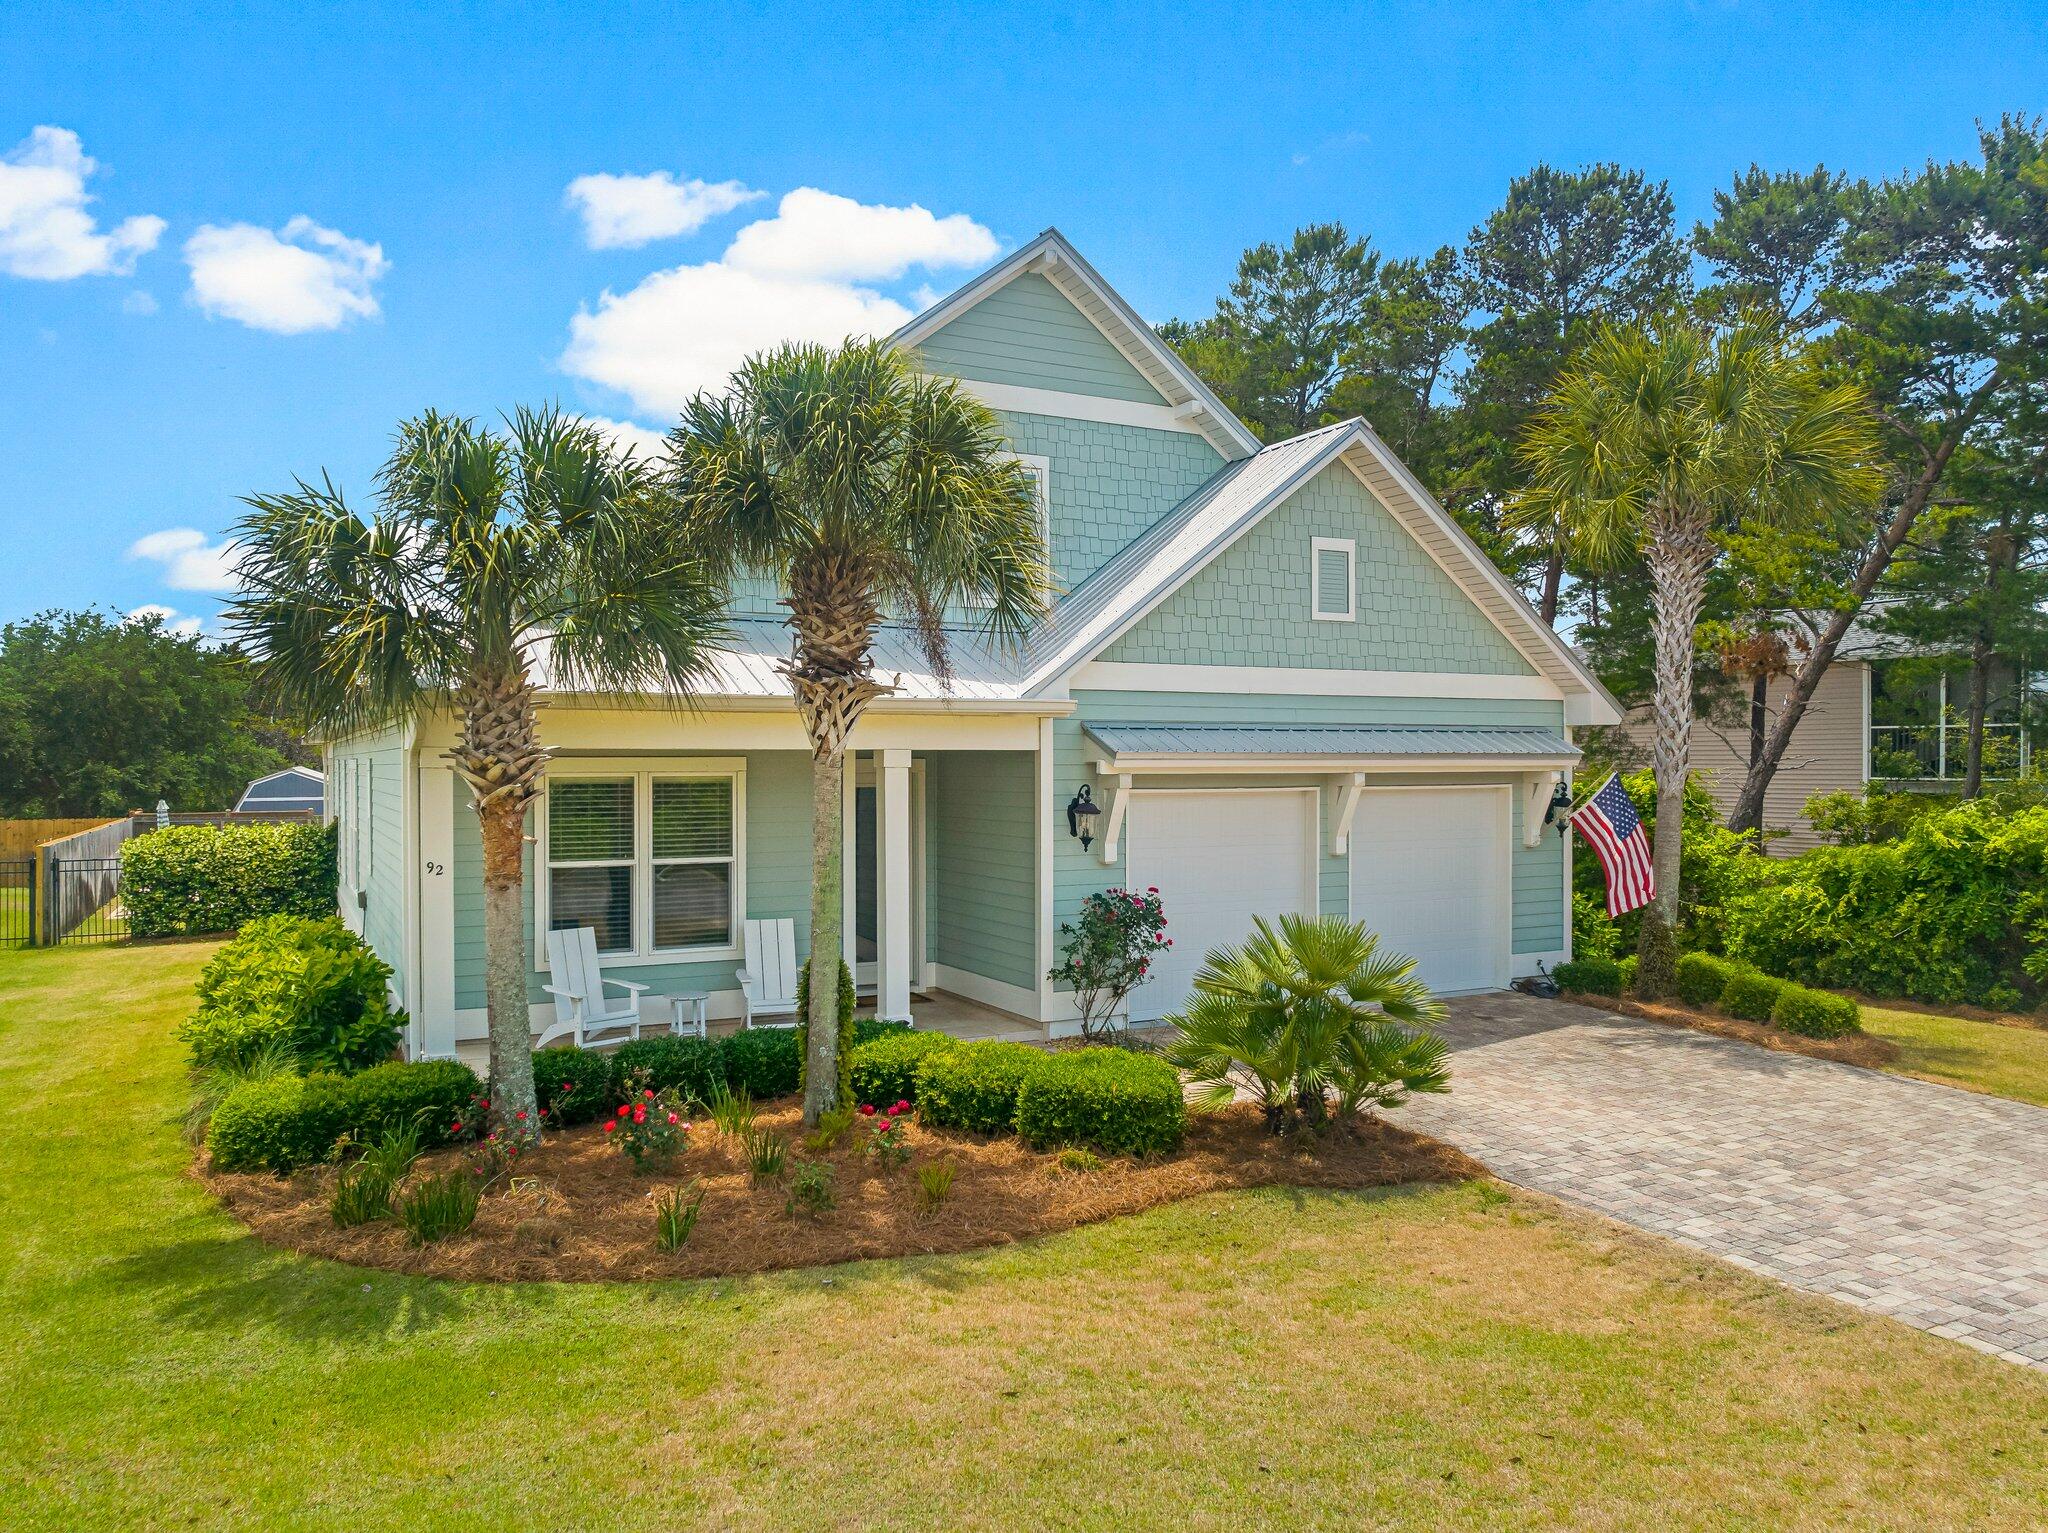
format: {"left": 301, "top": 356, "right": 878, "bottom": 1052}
{"left": 1400, "top": 993, "right": 2048, "bottom": 1370}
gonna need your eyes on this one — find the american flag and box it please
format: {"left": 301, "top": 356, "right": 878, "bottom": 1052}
{"left": 1568, "top": 773, "right": 1656, "bottom": 917}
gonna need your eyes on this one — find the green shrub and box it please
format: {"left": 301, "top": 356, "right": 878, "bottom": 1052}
{"left": 1552, "top": 957, "right": 1624, "bottom": 997}
{"left": 1617, "top": 955, "right": 1638, "bottom": 993}
{"left": 206, "top": 1058, "right": 480, "bottom": 1173}
{"left": 607, "top": 1034, "right": 725, "bottom": 1107}
{"left": 122, "top": 820, "right": 337, "bottom": 937}
{"left": 1675, "top": 952, "right": 1736, "bottom": 1008}
{"left": 1770, "top": 984, "right": 1861, "bottom": 1039}
{"left": 528, "top": 1046, "right": 614, "bottom": 1126}
{"left": 795, "top": 957, "right": 858, "bottom": 1104}
{"left": 914, "top": 1041, "right": 1052, "bottom": 1135}
{"left": 183, "top": 915, "right": 403, "bottom": 1073}
{"left": 206, "top": 1072, "right": 347, "bottom": 1174}
{"left": 785, "top": 1158, "right": 834, "bottom": 1217}
{"left": 915, "top": 1160, "right": 956, "bottom": 1213}
{"left": 329, "top": 1162, "right": 392, "bottom": 1227}
{"left": 655, "top": 1180, "right": 705, "bottom": 1251}
{"left": 1725, "top": 799, "right": 2048, "bottom": 1007}
{"left": 849, "top": 1030, "right": 959, "bottom": 1109}
{"left": 722, "top": 1027, "right": 800, "bottom": 1099}
{"left": 397, "top": 1170, "right": 480, "bottom": 1244}
{"left": 1719, "top": 969, "right": 1786, "bottom": 1023}
{"left": 1571, "top": 888, "right": 1620, "bottom": 961}
{"left": 1055, "top": 1147, "right": 1102, "bottom": 1173}
{"left": 1570, "top": 770, "right": 1773, "bottom": 956}
{"left": 1014, "top": 1048, "right": 1187, "bottom": 1157}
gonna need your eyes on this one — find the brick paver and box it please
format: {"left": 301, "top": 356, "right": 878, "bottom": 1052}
{"left": 1400, "top": 993, "right": 2048, "bottom": 1370}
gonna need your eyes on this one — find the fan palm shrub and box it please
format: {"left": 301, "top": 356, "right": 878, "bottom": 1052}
{"left": 1166, "top": 913, "right": 1450, "bottom": 1134}
{"left": 1513, "top": 315, "right": 1879, "bottom": 995}
{"left": 227, "top": 408, "right": 727, "bottom": 1129}
{"left": 667, "top": 339, "right": 1051, "bottom": 1123}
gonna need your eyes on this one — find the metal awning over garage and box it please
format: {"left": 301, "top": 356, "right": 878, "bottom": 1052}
{"left": 1082, "top": 722, "right": 1580, "bottom": 774}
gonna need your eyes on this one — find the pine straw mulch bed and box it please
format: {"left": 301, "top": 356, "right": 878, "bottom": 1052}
{"left": 1562, "top": 991, "right": 1902, "bottom": 1069}
{"left": 203, "top": 1102, "right": 1486, "bottom": 1284}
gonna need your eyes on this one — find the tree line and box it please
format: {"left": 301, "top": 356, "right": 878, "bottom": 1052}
{"left": 1160, "top": 116, "right": 2048, "bottom": 823}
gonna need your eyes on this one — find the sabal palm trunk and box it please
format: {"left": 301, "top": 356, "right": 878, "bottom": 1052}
{"left": 786, "top": 556, "right": 889, "bottom": 1127}
{"left": 449, "top": 671, "right": 548, "bottom": 1132}
{"left": 1636, "top": 503, "right": 1713, "bottom": 998}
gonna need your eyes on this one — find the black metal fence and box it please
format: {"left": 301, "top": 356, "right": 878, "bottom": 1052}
{"left": 0, "top": 857, "right": 31, "bottom": 947}
{"left": 43, "top": 855, "right": 128, "bottom": 944}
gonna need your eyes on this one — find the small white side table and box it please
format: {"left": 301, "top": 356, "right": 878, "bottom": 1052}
{"left": 669, "top": 993, "right": 710, "bottom": 1040}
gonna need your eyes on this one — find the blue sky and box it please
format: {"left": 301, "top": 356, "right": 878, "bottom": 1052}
{"left": 3, "top": 1, "right": 2043, "bottom": 632}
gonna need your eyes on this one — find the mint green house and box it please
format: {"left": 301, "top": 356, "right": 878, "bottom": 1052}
{"left": 327, "top": 230, "right": 1619, "bottom": 1060}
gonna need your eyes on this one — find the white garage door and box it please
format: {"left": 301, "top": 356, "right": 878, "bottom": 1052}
{"left": 1126, "top": 790, "right": 1318, "bottom": 1021}
{"left": 1348, "top": 786, "right": 1510, "bottom": 995}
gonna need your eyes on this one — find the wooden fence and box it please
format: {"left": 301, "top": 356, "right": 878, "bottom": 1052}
{"left": 0, "top": 818, "right": 115, "bottom": 861}
{"left": 37, "top": 818, "right": 139, "bottom": 945}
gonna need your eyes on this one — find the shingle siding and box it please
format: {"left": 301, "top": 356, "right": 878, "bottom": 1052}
{"left": 917, "top": 271, "right": 1167, "bottom": 403}
{"left": 1103, "top": 460, "right": 1538, "bottom": 676}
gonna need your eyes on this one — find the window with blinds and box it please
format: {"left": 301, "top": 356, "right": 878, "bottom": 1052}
{"left": 544, "top": 769, "right": 743, "bottom": 958}
{"left": 1311, "top": 537, "right": 1357, "bottom": 622}
{"left": 652, "top": 777, "right": 735, "bottom": 950}
{"left": 548, "top": 778, "right": 635, "bottom": 953}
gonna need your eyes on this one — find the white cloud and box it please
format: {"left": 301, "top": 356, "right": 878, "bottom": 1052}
{"left": 126, "top": 603, "right": 204, "bottom": 639}
{"left": 580, "top": 415, "right": 671, "bottom": 462}
{"left": 183, "top": 215, "right": 387, "bottom": 334}
{"left": 565, "top": 170, "right": 762, "bottom": 249}
{"left": 128, "top": 527, "right": 239, "bottom": 593}
{"left": 0, "top": 126, "right": 165, "bottom": 280}
{"left": 724, "top": 188, "right": 998, "bottom": 282}
{"left": 560, "top": 189, "right": 997, "bottom": 415}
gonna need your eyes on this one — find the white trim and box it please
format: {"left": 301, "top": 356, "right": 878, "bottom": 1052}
{"left": 1087, "top": 752, "right": 1580, "bottom": 777}
{"left": 1861, "top": 660, "right": 1873, "bottom": 785}
{"left": 1034, "top": 716, "right": 1057, "bottom": 1021}
{"left": 1522, "top": 771, "right": 1561, "bottom": 850}
{"left": 932, "top": 964, "right": 1043, "bottom": 1022}
{"left": 956, "top": 379, "right": 1210, "bottom": 436}
{"left": 1329, "top": 772, "right": 1366, "bottom": 855}
{"left": 1310, "top": 536, "right": 1357, "bottom": 623}
{"left": 416, "top": 765, "right": 457, "bottom": 1060}
{"left": 1096, "top": 771, "right": 1132, "bottom": 863}
{"left": 535, "top": 758, "right": 747, "bottom": 968}
{"left": 1070, "top": 660, "right": 1567, "bottom": 701}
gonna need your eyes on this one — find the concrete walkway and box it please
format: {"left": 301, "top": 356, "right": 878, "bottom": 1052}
{"left": 1400, "top": 993, "right": 2048, "bottom": 1370}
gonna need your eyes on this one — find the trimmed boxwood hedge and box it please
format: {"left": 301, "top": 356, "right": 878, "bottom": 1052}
{"left": 1770, "top": 983, "right": 1862, "bottom": 1039}
{"left": 1675, "top": 952, "right": 1736, "bottom": 1008}
{"left": 1719, "top": 968, "right": 1786, "bottom": 1023}
{"left": 208, "top": 1058, "right": 479, "bottom": 1173}
{"left": 1553, "top": 956, "right": 1624, "bottom": 996}
{"left": 914, "top": 1041, "right": 1053, "bottom": 1135}
{"left": 1015, "top": 1048, "right": 1186, "bottom": 1157}
{"left": 123, "top": 820, "right": 338, "bottom": 937}
{"left": 529, "top": 1045, "right": 617, "bottom": 1125}
{"left": 849, "top": 1031, "right": 959, "bottom": 1109}
{"left": 182, "top": 915, "right": 403, "bottom": 1074}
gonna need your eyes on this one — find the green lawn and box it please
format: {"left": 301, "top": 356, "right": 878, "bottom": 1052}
{"left": 3, "top": 943, "right": 2044, "bottom": 1530}
{"left": 1863, "top": 1004, "right": 2048, "bottom": 1108}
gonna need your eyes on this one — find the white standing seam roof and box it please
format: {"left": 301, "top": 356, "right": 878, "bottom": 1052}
{"left": 1084, "top": 723, "right": 1581, "bottom": 763}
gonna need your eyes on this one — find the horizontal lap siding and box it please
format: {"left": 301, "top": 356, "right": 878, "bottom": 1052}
{"left": 930, "top": 751, "right": 1036, "bottom": 990}
{"left": 333, "top": 737, "right": 409, "bottom": 1002}
{"left": 1060, "top": 691, "right": 1568, "bottom": 969}
{"left": 917, "top": 272, "right": 1166, "bottom": 403}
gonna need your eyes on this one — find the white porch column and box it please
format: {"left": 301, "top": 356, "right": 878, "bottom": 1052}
{"left": 877, "top": 747, "right": 913, "bottom": 1021}
{"left": 840, "top": 751, "right": 859, "bottom": 974}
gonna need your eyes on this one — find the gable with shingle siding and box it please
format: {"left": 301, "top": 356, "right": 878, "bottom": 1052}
{"left": 1102, "top": 459, "right": 1538, "bottom": 676}
{"left": 917, "top": 271, "right": 1170, "bottom": 404}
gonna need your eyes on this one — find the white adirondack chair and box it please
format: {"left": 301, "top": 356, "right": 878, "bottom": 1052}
{"left": 737, "top": 918, "right": 800, "bottom": 1028}
{"left": 537, "top": 926, "right": 650, "bottom": 1049}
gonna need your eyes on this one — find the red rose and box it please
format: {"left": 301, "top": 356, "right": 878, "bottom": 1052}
{"left": 666, "top": 1112, "right": 679, "bottom": 1125}
{"left": 449, "top": 1122, "right": 462, "bottom": 1135}
{"left": 859, "top": 1104, "right": 876, "bottom": 1116}
{"left": 643, "top": 1089, "right": 655, "bottom": 1100}
{"left": 893, "top": 1100, "right": 911, "bottom": 1115}
{"left": 617, "top": 1105, "right": 631, "bottom": 1117}
{"left": 515, "top": 1110, "right": 527, "bottom": 1121}
{"left": 633, "top": 1107, "right": 647, "bottom": 1124}
{"left": 603, "top": 1121, "right": 616, "bottom": 1134}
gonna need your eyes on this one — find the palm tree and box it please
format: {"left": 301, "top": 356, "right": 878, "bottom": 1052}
{"left": 228, "top": 408, "right": 728, "bottom": 1129}
{"left": 667, "top": 339, "right": 1051, "bottom": 1124}
{"left": 1166, "top": 913, "right": 1449, "bottom": 1134}
{"left": 1514, "top": 315, "right": 1879, "bottom": 995}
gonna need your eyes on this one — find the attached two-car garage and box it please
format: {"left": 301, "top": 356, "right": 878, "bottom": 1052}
{"left": 1123, "top": 784, "right": 1512, "bottom": 1020}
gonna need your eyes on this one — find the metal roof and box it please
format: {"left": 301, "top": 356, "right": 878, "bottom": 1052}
{"left": 1084, "top": 723, "right": 1580, "bottom": 762}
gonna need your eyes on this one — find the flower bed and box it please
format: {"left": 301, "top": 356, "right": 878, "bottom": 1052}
{"left": 204, "top": 1100, "right": 1482, "bottom": 1283}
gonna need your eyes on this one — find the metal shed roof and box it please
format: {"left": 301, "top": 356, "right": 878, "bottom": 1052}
{"left": 1083, "top": 722, "right": 1580, "bottom": 764}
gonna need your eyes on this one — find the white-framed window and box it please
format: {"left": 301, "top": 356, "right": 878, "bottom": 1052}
{"left": 1311, "top": 536, "right": 1357, "bottom": 623}
{"left": 539, "top": 760, "right": 745, "bottom": 964}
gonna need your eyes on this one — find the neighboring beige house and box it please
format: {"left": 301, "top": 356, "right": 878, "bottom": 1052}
{"left": 1616, "top": 623, "right": 2038, "bottom": 853}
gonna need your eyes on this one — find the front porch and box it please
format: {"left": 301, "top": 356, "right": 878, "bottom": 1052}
{"left": 452, "top": 988, "right": 1042, "bottom": 1074}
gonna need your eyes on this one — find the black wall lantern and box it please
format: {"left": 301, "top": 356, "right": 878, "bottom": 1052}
{"left": 1545, "top": 776, "right": 1574, "bottom": 836}
{"left": 1066, "top": 784, "right": 1102, "bottom": 849}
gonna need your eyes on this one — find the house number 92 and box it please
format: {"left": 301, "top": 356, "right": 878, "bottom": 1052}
{"left": 424, "top": 861, "right": 445, "bottom": 875}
